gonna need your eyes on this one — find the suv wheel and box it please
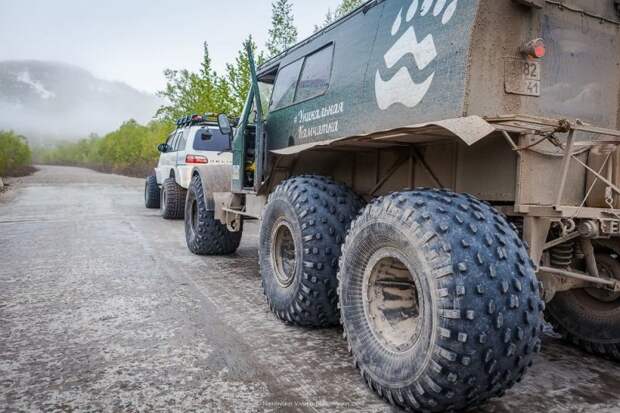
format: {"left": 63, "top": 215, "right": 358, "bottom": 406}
{"left": 160, "top": 177, "right": 186, "bottom": 219}
{"left": 144, "top": 175, "right": 160, "bottom": 209}
{"left": 185, "top": 174, "right": 242, "bottom": 255}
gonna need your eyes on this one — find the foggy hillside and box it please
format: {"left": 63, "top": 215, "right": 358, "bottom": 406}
{"left": 0, "top": 60, "right": 162, "bottom": 145}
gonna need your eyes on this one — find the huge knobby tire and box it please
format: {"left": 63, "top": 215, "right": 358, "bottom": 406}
{"left": 185, "top": 174, "right": 242, "bottom": 255}
{"left": 160, "top": 177, "right": 186, "bottom": 220}
{"left": 546, "top": 252, "right": 620, "bottom": 360}
{"left": 338, "top": 189, "right": 544, "bottom": 412}
{"left": 144, "top": 175, "right": 160, "bottom": 209}
{"left": 259, "top": 175, "right": 363, "bottom": 327}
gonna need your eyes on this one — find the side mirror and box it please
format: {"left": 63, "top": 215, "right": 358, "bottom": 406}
{"left": 218, "top": 114, "right": 233, "bottom": 136}
{"left": 157, "top": 143, "right": 169, "bottom": 153}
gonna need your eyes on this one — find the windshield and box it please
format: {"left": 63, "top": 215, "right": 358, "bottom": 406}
{"left": 192, "top": 127, "right": 230, "bottom": 152}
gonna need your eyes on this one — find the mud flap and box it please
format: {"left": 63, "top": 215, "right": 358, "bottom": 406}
{"left": 191, "top": 165, "right": 233, "bottom": 213}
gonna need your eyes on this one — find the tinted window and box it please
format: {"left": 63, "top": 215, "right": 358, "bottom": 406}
{"left": 270, "top": 59, "right": 303, "bottom": 110}
{"left": 193, "top": 127, "right": 230, "bottom": 152}
{"left": 295, "top": 45, "right": 333, "bottom": 102}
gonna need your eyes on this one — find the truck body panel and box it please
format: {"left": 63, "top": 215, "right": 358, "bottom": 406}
{"left": 253, "top": 0, "right": 619, "bottom": 156}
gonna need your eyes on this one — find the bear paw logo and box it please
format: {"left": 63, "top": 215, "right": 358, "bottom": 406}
{"left": 375, "top": 0, "right": 458, "bottom": 111}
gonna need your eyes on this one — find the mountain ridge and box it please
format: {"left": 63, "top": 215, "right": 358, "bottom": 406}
{"left": 0, "top": 60, "right": 163, "bottom": 144}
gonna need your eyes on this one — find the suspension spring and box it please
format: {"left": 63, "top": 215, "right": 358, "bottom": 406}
{"left": 550, "top": 241, "right": 575, "bottom": 268}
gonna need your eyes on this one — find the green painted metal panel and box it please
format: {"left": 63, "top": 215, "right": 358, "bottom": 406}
{"left": 261, "top": 0, "right": 481, "bottom": 150}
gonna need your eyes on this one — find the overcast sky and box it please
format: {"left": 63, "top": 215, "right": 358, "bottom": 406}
{"left": 0, "top": 0, "right": 342, "bottom": 93}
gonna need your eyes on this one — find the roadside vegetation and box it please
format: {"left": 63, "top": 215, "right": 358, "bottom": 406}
{"left": 33, "top": 120, "right": 169, "bottom": 177}
{"left": 33, "top": 0, "right": 363, "bottom": 177}
{"left": 0, "top": 130, "right": 35, "bottom": 178}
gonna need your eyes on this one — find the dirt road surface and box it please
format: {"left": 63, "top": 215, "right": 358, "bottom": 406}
{"left": 1, "top": 166, "right": 620, "bottom": 412}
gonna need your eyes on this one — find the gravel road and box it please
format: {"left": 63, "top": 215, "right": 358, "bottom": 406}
{"left": 1, "top": 165, "right": 620, "bottom": 412}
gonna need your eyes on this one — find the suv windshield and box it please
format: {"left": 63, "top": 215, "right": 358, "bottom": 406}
{"left": 192, "top": 127, "right": 230, "bottom": 152}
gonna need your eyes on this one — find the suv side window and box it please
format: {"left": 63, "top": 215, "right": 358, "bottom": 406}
{"left": 270, "top": 59, "right": 304, "bottom": 110}
{"left": 176, "top": 129, "right": 187, "bottom": 151}
{"left": 295, "top": 45, "right": 334, "bottom": 102}
{"left": 169, "top": 130, "right": 182, "bottom": 152}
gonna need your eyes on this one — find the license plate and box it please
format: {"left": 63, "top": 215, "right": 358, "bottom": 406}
{"left": 505, "top": 58, "right": 541, "bottom": 97}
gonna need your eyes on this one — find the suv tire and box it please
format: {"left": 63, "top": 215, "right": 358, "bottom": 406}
{"left": 259, "top": 175, "right": 363, "bottom": 327}
{"left": 160, "top": 177, "right": 186, "bottom": 219}
{"left": 338, "top": 189, "right": 544, "bottom": 412}
{"left": 144, "top": 175, "right": 160, "bottom": 209}
{"left": 185, "top": 174, "right": 242, "bottom": 255}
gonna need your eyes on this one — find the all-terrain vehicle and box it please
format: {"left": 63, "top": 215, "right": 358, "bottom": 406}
{"left": 187, "top": 0, "right": 620, "bottom": 410}
{"left": 144, "top": 114, "right": 232, "bottom": 219}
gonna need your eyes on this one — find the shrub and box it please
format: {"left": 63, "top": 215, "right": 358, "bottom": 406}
{"left": 0, "top": 130, "right": 32, "bottom": 176}
{"left": 34, "top": 120, "right": 171, "bottom": 177}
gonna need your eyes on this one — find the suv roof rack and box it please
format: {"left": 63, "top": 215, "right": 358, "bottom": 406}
{"left": 176, "top": 113, "right": 240, "bottom": 129}
{"left": 176, "top": 113, "right": 220, "bottom": 128}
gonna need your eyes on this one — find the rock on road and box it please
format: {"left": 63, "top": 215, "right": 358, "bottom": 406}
{"left": 1, "top": 165, "right": 620, "bottom": 412}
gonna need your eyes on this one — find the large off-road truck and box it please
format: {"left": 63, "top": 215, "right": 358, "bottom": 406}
{"left": 187, "top": 0, "right": 620, "bottom": 410}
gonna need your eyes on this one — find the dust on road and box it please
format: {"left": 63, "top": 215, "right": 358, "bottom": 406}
{"left": 1, "top": 166, "right": 619, "bottom": 412}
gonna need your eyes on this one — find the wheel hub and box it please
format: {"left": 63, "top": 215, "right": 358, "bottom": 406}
{"left": 271, "top": 220, "right": 297, "bottom": 288}
{"left": 363, "top": 250, "right": 421, "bottom": 353}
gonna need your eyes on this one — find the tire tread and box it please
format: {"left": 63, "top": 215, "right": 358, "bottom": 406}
{"left": 260, "top": 175, "right": 363, "bottom": 327}
{"left": 338, "top": 189, "right": 544, "bottom": 412}
{"left": 185, "top": 174, "right": 241, "bottom": 255}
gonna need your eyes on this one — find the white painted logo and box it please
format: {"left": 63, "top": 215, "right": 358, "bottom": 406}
{"left": 294, "top": 101, "right": 345, "bottom": 140}
{"left": 375, "top": 0, "right": 458, "bottom": 110}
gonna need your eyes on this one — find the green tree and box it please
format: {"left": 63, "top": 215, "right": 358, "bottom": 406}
{"left": 318, "top": 8, "right": 334, "bottom": 31}
{"left": 315, "top": 0, "right": 364, "bottom": 31}
{"left": 335, "top": 0, "right": 365, "bottom": 17}
{"left": 266, "top": 0, "right": 298, "bottom": 58}
{"left": 156, "top": 42, "right": 230, "bottom": 123}
{"left": 225, "top": 36, "right": 264, "bottom": 116}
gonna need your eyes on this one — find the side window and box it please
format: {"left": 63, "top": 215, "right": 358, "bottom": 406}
{"left": 165, "top": 133, "right": 175, "bottom": 146}
{"left": 295, "top": 45, "right": 334, "bottom": 102}
{"left": 176, "top": 129, "right": 187, "bottom": 151}
{"left": 270, "top": 59, "right": 303, "bottom": 110}
{"left": 170, "top": 131, "right": 182, "bottom": 151}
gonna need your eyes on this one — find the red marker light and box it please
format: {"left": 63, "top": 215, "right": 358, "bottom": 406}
{"left": 521, "top": 38, "right": 545, "bottom": 59}
{"left": 186, "top": 154, "right": 208, "bottom": 164}
{"left": 534, "top": 45, "right": 546, "bottom": 58}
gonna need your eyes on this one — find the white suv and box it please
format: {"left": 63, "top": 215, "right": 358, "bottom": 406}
{"left": 144, "top": 115, "right": 233, "bottom": 219}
